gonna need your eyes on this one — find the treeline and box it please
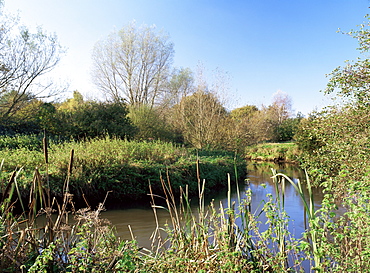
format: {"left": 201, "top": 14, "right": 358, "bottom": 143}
{"left": 0, "top": 8, "right": 302, "bottom": 150}
{"left": 1, "top": 89, "right": 302, "bottom": 149}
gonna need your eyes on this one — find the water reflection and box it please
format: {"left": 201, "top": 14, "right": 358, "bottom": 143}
{"left": 244, "top": 162, "right": 323, "bottom": 235}
{"left": 102, "top": 162, "right": 324, "bottom": 249}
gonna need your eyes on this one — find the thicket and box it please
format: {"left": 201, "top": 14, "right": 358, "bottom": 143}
{"left": 294, "top": 109, "right": 370, "bottom": 272}
{"left": 0, "top": 90, "right": 302, "bottom": 153}
{"left": 295, "top": 15, "right": 370, "bottom": 195}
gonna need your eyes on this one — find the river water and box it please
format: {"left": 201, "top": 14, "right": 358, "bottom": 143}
{"left": 101, "top": 162, "right": 324, "bottom": 249}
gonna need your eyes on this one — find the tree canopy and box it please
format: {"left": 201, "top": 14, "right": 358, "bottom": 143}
{"left": 0, "top": 14, "right": 63, "bottom": 124}
{"left": 325, "top": 15, "right": 370, "bottom": 105}
{"left": 92, "top": 22, "right": 174, "bottom": 108}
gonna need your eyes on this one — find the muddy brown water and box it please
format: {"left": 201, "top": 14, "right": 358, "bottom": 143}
{"left": 101, "top": 162, "right": 325, "bottom": 249}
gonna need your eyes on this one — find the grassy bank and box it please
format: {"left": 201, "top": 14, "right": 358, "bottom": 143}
{"left": 245, "top": 142, "right": 300, "bottom": 162}
{"left": 0, "top": 135, "right": 246, "bottom": 207}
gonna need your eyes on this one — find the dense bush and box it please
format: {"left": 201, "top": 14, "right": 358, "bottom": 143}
{"left": 275, "top": 115, "right": 303, "bottom": 142}
{"left": 128, "top": 105, "right": 178, "bottom": 142}
{"left": 295, "top": 105, "right": 370, "bottom": 192}
{"left": 50, "top": 101, "right": 137, "bottom": 140}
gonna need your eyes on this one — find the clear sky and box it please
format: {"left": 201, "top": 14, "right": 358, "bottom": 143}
{"left": 3, "top": 0, "right": 370, "bottom": 115}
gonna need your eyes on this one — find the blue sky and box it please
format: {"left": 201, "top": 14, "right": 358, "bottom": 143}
{"left": 3, "top": 0, "right": 370, "bottom": 115}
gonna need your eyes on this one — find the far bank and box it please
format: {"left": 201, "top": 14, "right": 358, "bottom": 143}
{"left": 245, "top": 142, "right": 300, "bottom": 163}
{"left": 0, "top": 135, "right": 247, "bottom": 209}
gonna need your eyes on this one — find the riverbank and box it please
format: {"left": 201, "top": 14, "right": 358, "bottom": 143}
{"left": 0, "top": 135, "right": 368, "bottom": 271}
{"left": 245, "top": 142, "right": 300, "bottom": 163}
{"left": 0, "top": 160, "right": 340, "bottom": 272}
{"left": 0, "top": 135, "right": 246, "bottom": 208}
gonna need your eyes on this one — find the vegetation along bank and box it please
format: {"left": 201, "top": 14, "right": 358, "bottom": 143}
{"left": 245, "top": 142, "right": 301, "bottom": 163}
{"left": 0, "top": 135, "right": 246, "bottom": 208}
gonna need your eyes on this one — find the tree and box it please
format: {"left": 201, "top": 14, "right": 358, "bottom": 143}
{"left": 276, "top": 114, "right": 303, "bottom": 142}
{"left": 58, "top": 90, "right": 84, "bottom": 111}
{"left": 230, "top": 105, "right": 259, "bottom": 120}
{"left": 92, "top": 21, "right": 174, "bottom": 107}
{"left": 0, "top": 13, "right": 63, "bottom": 123}
{"left": 36, "top": 102, "right": 58, "bottom": 132}
{"left": 295, "top": 14, "right": 370, "bottom": 191}
{"left": 169, "top": 65, "right": 230, "bottom": 149}
{"left": 270, "top": 90, "right": 293, "bottom": 125}
{"left": 174, "top": 90, "right": 227, "bottom": 149}
{"left": 294, "top": 16, "right": 370, "bottom": 269}
{"left": 160, "top": 67, "right": 194, "bottom": 109}
{"left": 127, "top": 104, "right": 175, "bottom": 141}
{"left": 257, "top": 90, "right": 293, "bottom": 142}
{"left": 325, "top": 15, "right": 370, "bottom": 105}
{"left": 228, "top": 91, "right": 294, "bottom": 145}
{"left": 228, "top": 105, "right": 260, "bottom": 148}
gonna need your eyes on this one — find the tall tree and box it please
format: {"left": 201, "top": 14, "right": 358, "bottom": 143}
{"left": 92, "top": 22, "right": 174, "bottom": 107}
{"left": 161, "top": 67, "right": 194, "bottom": 108}
{"left": 270, "top": 90, "right": 293, "bottom": 125}
{"left": 175, "top": 90, "right": 227, "bottom": 149}
{"left": 259, "top": 90, "right": 293, "bottom": 142}
{"left": 0, "top": 13, "right": 63, "bottom": 123}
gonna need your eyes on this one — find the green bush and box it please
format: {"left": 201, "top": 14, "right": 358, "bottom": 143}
{"left": 295, "top": 106, "right": 370, "bottom": 192}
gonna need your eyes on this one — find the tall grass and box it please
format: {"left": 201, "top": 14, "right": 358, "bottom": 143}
{"left": 0, "top": 136, "right": 245, "bottom": 206}
{"left": 0, "top": 135, "right": 368, "bottom": 271}
{"left": 246, "top": 142, "right": 301, "bottom": 162}
{"left": 0, "top": 157, "right": 368, "bottom": 271}
{"left": 142, "top": 167, "right": 370, "bottom": 272}
{"left": 143, "top": 170, "right": 313, "bottom": 272}
{"left": 0, "top": 139, "right": 141, "bottom": 272}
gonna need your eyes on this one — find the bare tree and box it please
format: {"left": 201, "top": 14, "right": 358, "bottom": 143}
{"left": 162, "top": 67, "right": 194, "bottom": 107}
{"left": 0, "top": 13, "right": 63, "bottom": 121}
{"left": 171, "top": 66, "right": 229, "bottom": 149}
{"left": 270, "top": 90, "right": 293, "bottom": 124}
{"left": 92, "top": 22, "right": 174, "bottom": 107}
{"left": 252, "top": 90, "right": 293, "bottom": 142}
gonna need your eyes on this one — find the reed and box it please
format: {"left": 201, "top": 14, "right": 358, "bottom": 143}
{"left": 0, "top": 136, "right": 246, "bottom": 204}
{"left": 0, "top": 135, "right": 367, "bottom": 271}
{"left": 0, "top": 150, "right": 139, "bottom": 272}
{"left": 143, "top": 168, "right": 316, "bottom": 272}
{"left": 272, "top": 170, "right": 323, "bottom": 271}
{"left": 147, "top": 173, "right": 254, "bottom": 272}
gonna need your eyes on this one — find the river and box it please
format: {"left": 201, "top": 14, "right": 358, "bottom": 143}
{"left": 101, "top": 161, "right": 325, "bottom": 249}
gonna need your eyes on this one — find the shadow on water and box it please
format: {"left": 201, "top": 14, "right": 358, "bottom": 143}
{"left": 102, "top": 161, "right": 325, "bottom": 253}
